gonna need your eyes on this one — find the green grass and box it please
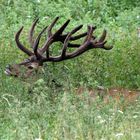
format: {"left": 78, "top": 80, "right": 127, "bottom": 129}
{"left": 1, "top": 84, "right": 140, "bottom": 140}
{"left": 0, "top": 0, "right": 140, "bottom": 139}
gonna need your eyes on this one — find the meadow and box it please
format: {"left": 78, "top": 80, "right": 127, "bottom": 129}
{"left": 0, "top": 0, "right": 140, "bottom": 139}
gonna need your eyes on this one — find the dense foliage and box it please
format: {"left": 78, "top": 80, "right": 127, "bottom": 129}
{"left": 0, "top": 0, "right": 140, "bottom": 139}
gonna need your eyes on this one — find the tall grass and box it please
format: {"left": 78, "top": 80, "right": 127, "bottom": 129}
{"left": 0, "top": 0, "right": 140, "bottom": 139}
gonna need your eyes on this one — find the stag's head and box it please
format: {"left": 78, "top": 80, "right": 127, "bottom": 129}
{"left": 5, "top": 17, "right": 113, "bottom": 78}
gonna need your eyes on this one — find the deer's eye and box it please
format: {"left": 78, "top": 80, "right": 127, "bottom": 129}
{"left": 25, "top": 59, "right": 30, "bottom": 62}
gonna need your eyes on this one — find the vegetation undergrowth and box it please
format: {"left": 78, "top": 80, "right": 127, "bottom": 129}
{"left": 0, "top": 0, "right": 140, "bottom": 139}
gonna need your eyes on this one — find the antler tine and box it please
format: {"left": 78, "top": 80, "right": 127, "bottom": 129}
{"left": 92, "top": 29, "right": 113, "bottom": 50}
{"left": 70, "top": 32, "right": 87, "bottom": 41}
{"left": 83, "top": 26, "right": 96, "bottom": 43}
{"left": 53, "top": 19, "right": 70, "bottom": 38}
{"left": 29, "top": 18, "right": 39, "bottom": 47}
{"left": 98, "top": 29, "right": 107, "bottom": 42}
{"left": 15, "top": 26, "right": 33, "bottom": 56}
{"left": 47, "top": 16, "right": 70, "bottom": 39}
{"left": 87, "top": 26, "right": 94, "bottom": 41}
{"left": 47, "top": 16, "right": 59, "bottom": 37}
{"left": 66, "top": 30, "right": 96, "bottom": 48}
{"left": 94, "top": 41, "right": 113, "bottom": 50}
{"left": 61, "top": 25, "right": 83, "bottom": 57}
{"left": 39, "top": 17, "right": 59, "bottom": 54}
{"left": 63, "top": 32, "right": 88, "bottom": 48}
{"left": 33, "top": 25, "right": 48, "bottom": 59}
{"left": 102, "top": 45, "right": 113, "bottom": 50}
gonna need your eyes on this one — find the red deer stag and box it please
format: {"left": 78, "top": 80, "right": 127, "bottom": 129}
{"left": 5, "top": 17, "right": 113, "bottom": 77}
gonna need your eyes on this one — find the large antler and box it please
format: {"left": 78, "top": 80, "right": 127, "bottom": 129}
{"left": 35, "top": 17, "right": 113, "bottom": 62}
{"left": 16, "top": 17, "right": 112, "bottom": 62}
{"left": 5, "top": 17, "right": 113, "bottom": 77}
{"left": 50, "top": 26, "right": 111, "bottom": 62}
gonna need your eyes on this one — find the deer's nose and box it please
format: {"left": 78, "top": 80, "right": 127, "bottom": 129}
{"left": 5, "top": 65, "right": 12, "bottom": 76}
